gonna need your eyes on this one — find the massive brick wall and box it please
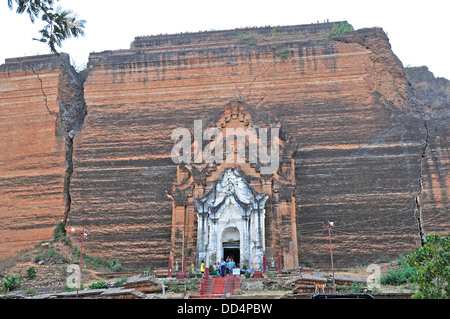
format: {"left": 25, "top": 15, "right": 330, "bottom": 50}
{"left": 405, "top": 66, "right": 449, "bottom": 244}
{"left": 1, "top": 22, "right": 448, "bottom": 269}
{"left": 67, "top": 22, "right": 448, "bottom": 269}
{"left": 0, "top": 55, "right": 65, "bottom": 257}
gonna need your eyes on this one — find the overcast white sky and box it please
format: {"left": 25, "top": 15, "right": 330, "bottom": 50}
{"left": 1, "top": 0, "right": 449, "bottom": 79}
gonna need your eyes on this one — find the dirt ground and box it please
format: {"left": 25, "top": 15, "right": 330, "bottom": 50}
{"left": 0, "top": 241, "right": 107, "bottom": 294}
{"left": 0, "top": 239, "right": 412, "bottom": 296}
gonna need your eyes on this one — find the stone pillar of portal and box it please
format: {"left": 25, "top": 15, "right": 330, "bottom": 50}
{"left": 197, "top": 210, "right": 208, "bottom": 267}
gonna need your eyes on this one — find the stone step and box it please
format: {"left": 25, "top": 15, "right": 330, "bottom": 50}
{"left": 189, "top": 294, "right": 226, "bottom": 299}
{"left": 192, "top": 275, "right": 240, "bottom": 299}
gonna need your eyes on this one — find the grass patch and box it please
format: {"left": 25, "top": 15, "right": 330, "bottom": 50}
{"left": 89, "top": 280, "right": 108, "bottom": 289}
{"left": 381, "top": 256, "right": 416, "bottom": 286}
{"left": 71, "top": 248, "right": 125, "bottom": 272}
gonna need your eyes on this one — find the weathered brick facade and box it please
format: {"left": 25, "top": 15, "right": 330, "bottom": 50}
{"left": 0, "top": 55, "right": 65, "bottom": 258}
{"left": 1, "top": 22, "right": 448, "bottom": 269}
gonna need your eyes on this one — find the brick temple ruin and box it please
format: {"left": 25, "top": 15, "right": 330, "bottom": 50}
{"left": 0, "top": 21, "right": 448, "bottom": 271}
{"left": 169, "top": 100, "right": 298, "bottom": 270}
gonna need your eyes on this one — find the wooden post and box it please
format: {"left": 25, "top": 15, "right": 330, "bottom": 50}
{"left": 168, "top": 256, "right": 172, "bottom": 278}
{"left": 278, "top": 253, "right": 282, "bottom": 275}
{"left": 263, "top": 254, "right": 267, "bottom": 274}
{"left": 77, "top": 227, "right": 85, "bottom": 298}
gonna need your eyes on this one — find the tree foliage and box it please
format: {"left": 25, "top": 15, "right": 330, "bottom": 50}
{"left": 407, "top": 234, "right": 450, "bottom": 299}
{"left": 7, "top": 0, "right": 86, "bottom": 54}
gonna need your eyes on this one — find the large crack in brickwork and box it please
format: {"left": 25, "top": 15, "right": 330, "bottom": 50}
{"left": 414, "top": 120, "right": 429, "bottom": 247}
{"left": 16, "top": 58, "right": 58, "bottom": 117}
{"left": 405, "top": 66, "right": 450, "bottom": 246}
{"left": 57, "top": 53, "right": 87, "bottom": 225}
{"left": 62, "top": 131, "right": 74, "bottom": 224}
{"left": 29, "top": 66, "right": 56, "bottom": 116}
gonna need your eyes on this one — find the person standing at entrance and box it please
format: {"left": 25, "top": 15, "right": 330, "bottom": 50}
{"left": 216, "top": 262, "right": 220, "bottom": 276}
{"left": 230, "top": 258, "right": 235, "bottom": 274}
{"left": 220, "top": 258, "right": 226, "bottom": 277}
{"left": 200, "top": 260, "right": 205, "bottom": 276}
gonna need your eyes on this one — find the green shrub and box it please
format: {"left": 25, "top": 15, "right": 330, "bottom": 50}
{"left": 24, "top": 288, "right": 38, "bottom": 295}
{"left": 331, "top": 21, "right": 352, "bottom": 36}
{"left": 89, "top": 280, "right": 108, "bottom": 289}
{"left": 2, "top": 274, "right": 22, "bottom": 292}
{"left": 27, "top": 266, "right": 37, "bottom": 278}
{"left": 169, "top": 284, "right": 181, "bottom": 293}
{"left": 185, "top": 280, "right": 199, "bottom": 292}
{"left": 237, "top": 32, "right": 259, "bottom": 46}
{"left": 53, "top": 222, "right": 67, "bottom": 242}
{"left": 381, "top": 267, "right": 415, "bottom": 285}
{"left": 346, "top": 282, "right": 365, "bottom": 293}
{"left": 407, "top": 234, "right": 449, "bottom": 299}
{"left": 34, "top": 253, "right": 42, "bottom": 263}
{"left": 107, "top": 259, "right": 123, "bottom": 272}
{"left": 115, "top": 277, "right": 127, "bottom": 287}
{"left": 317, "top": 21, "right": 352, "bottom": 41}
{"left": 270, "top": 26, "right": 283, "bottom": 38}
{"left": 64, "top": 283, "right": 84, "bottom": 292}
{"left": 34, "top": 245, "right": 70, "bottom": 264}
{"left": 48, "top": 247, "right": 57, "bottom": 258}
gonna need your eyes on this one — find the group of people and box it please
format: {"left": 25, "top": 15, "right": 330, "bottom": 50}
{"left": 219, "top": 256, "right": 236, "bottom": 277}
{"left": 200, "top": 256, "right": 237, "bottom": 277}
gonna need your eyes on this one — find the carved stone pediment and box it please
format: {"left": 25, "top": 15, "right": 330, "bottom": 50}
{"left": 194, "top": 168, "right": 268, "bottom": 220}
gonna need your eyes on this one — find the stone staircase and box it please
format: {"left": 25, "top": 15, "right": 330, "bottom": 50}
{"left": 189, "top": 275, "right": 240, "bottom": 299}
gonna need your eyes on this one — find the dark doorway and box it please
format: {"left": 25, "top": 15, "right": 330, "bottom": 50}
{"left": 223, "top": 247, "right": 240, "bottom": 268}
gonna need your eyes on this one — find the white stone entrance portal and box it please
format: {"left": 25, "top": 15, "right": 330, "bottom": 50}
{"left": 194, "top": 168, "right": 268, "bottom": 270}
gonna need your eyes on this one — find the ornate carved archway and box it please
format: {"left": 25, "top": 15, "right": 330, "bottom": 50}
{"left": 194, "top": 167, "right": 268, "bottom": 269}
{"left": 168, "top": 100, "right": 298, "bottom": 270}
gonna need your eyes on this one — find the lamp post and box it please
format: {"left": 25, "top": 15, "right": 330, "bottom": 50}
{"left": 323, "top": 220, "right": 336, "bottom": 293}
